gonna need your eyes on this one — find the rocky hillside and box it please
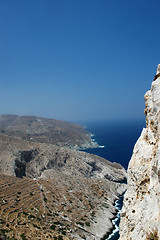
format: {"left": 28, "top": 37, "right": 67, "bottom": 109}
{"left": 119, "top": 65, "right": 160, "bottom": 239}
{"left": 0, "top": 114, "right": 98, "bottom": 150}
{"left": 0, "top": 129, "right": 127, "bottom": 239}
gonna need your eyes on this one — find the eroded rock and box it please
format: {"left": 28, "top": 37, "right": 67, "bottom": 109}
{"left": 119, "top": 65, "right": 160, "bottom": 240}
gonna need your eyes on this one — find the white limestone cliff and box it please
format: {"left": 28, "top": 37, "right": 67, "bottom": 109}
{"left": 119, "top": 65, "right": 160, "bottom": 240}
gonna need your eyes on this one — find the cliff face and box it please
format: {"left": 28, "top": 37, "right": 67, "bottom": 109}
{"left": 119, "top": 65, "right": 160, "bottom": 239}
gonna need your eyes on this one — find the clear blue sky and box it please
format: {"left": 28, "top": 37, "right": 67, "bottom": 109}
{"left": 0, "top": 0, "right": 160, "bottom": 122}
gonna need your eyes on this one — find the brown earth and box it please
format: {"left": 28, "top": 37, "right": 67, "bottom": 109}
{"left": 0, "top": 115, "right": 127, "bottom": 240}
{"left": 0, "top": 114, "right": 98, "bottom": 150}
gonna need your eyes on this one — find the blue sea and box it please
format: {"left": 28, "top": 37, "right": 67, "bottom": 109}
{"left": 84, "top": 119, "right": 145, "bottom": 169}
{"left": 82, "top": 119, "right": 145, "bottom": 239}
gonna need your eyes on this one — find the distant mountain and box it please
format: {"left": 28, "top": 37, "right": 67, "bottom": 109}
{"left": 0, "top": 114, "right": 98, "bottom": 150}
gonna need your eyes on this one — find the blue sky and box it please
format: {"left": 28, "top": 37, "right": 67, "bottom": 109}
{"left": 0, "top": 0, "right": 160, "bottom": 122}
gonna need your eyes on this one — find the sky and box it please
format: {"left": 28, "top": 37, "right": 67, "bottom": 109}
{"left": 0, "top": 0, "right": 160, "bottom": 122}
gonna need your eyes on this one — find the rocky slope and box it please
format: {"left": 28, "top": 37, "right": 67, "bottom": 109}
{"left": 0, "top": 114, "right": 98, "bottom": 150}
{"left": 0, "top": 131, "right": 127, "bottom": 240}
{"left": 119, "top": 65, "right": 160, "bottom": 239}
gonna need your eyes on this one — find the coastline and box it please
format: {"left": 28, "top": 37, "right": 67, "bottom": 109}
{"left": 80, "top": 125, "right": 126, "bottom": 240}
{"left": 87, "top": 187, "right": 126, "bottom": 240}
{"left": 72, "top": 132, "right": 100, "bottom": 150}
{"left": 89, "top": 133, "right": 105, "bottom": 149}
{"left": 105, "top": 195, "right": 124, "bottom": 240}
{"left": 70, "top": 127, "right": 127, "bottom": 240}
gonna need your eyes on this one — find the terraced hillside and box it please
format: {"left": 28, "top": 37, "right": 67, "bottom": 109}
{"left": 0, "top": 173, "right": 124, "bottom": 240}
{"left": 0, "top": 175, "right": 70, "bottom": 240}
{"left": 0, "top": 117, "right": 127, "bottom": 239}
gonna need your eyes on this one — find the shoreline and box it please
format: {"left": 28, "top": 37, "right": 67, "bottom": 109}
{"left": 101, "top": 195, "right": 124, "bottom": 240}
{"left": 80, "top": 132, "right": 106, "bottom": 150}
{"left": 74, "top": 127, "right": 126, "bottom": 240}
{"left": 90, "top": 133, "right": 106, "bottom": 149}
{"left": 72, "top": 132, "right": 101, "bottom": 150}
{"left": 87, "top": 187, "right": 126, "bottom": 240}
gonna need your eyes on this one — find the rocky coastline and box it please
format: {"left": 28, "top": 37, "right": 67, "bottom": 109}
{"left": 0, "top": 114, "right": 98, "bottom": 151}
{"left": 69, "top": 133, "right": 99, "bottom": 150}
{"left": 0, "top": 126, "right": 127, "bottom": 240}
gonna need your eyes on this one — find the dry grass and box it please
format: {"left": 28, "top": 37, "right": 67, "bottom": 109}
{"left": 0, "top": 174, "right": 112, "bottom": 239}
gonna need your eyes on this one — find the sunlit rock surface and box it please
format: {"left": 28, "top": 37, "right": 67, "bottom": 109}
{"left": 119, "top": 65, "right": 160, "bottom": 240}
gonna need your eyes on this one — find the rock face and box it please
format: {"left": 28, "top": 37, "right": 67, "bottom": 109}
{"left": 119, "top": 65, "right": 160, "bottom": 239}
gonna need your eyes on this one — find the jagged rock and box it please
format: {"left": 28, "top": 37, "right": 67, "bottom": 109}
{"left": 119, "top": 65, "right": 160, "bottom": 239}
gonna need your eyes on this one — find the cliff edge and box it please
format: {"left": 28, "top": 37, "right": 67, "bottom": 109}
{"left": 119, "top": 65, "right": 160, "bottom": 239}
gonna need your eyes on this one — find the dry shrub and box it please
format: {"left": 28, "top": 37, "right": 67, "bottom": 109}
{"left": 146, "top": 229, "right": 159, "bottom": 240}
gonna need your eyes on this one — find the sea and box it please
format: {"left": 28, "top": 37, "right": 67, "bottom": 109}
{"left": 84, "top": 118, "right": 145, "bottom": 170}
{"left": 82, "top": 118, "right": 145, "bottom": 239}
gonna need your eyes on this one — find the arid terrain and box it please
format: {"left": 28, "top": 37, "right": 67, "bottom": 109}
{"left": 0, "top": 115, "right": 127, "bottom": 240}
{"left": 0, "top": 115, "right": 98, "bottom": 150}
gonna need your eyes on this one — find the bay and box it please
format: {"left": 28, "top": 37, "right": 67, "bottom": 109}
{"left": 84, "top": 119, "right": 145, "bottom": 169}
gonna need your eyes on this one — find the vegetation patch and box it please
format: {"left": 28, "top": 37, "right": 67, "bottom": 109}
{"left": 76, "top": 221, "right": 84, "bottom": 227}
{"left": 47, "top": 213, "right": 52, "bottom": 216}
{"left": 43, "top": 197, "right": 47, "bottom": 203}
{"left": 146, "top": 229, "right": 159, "bottom": 240}
{"left": 33, "top": 224, "right": 40, "bottom": 229}
{"left": 85, "top": 221, "right": 90, "bottom": 227}
{"left": 102, "top": 203, "right": 109, "bottom": 208}
{"left": 28, "top": 214, "right": 36, "bottom": 220}
{"left": 67, "top": 209, "right": 72, "bottom": 213}
{"left": 23, "top": 211, "right": 28, "bottom": 216}
{"left": 57, "top": 235, "right": 63, "bottom": 240}
{"left": 20, "top": 233, "right": 27, "bottom": 240}
{"left": 50, "top": 224, "right": 56, "bottom": 230}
